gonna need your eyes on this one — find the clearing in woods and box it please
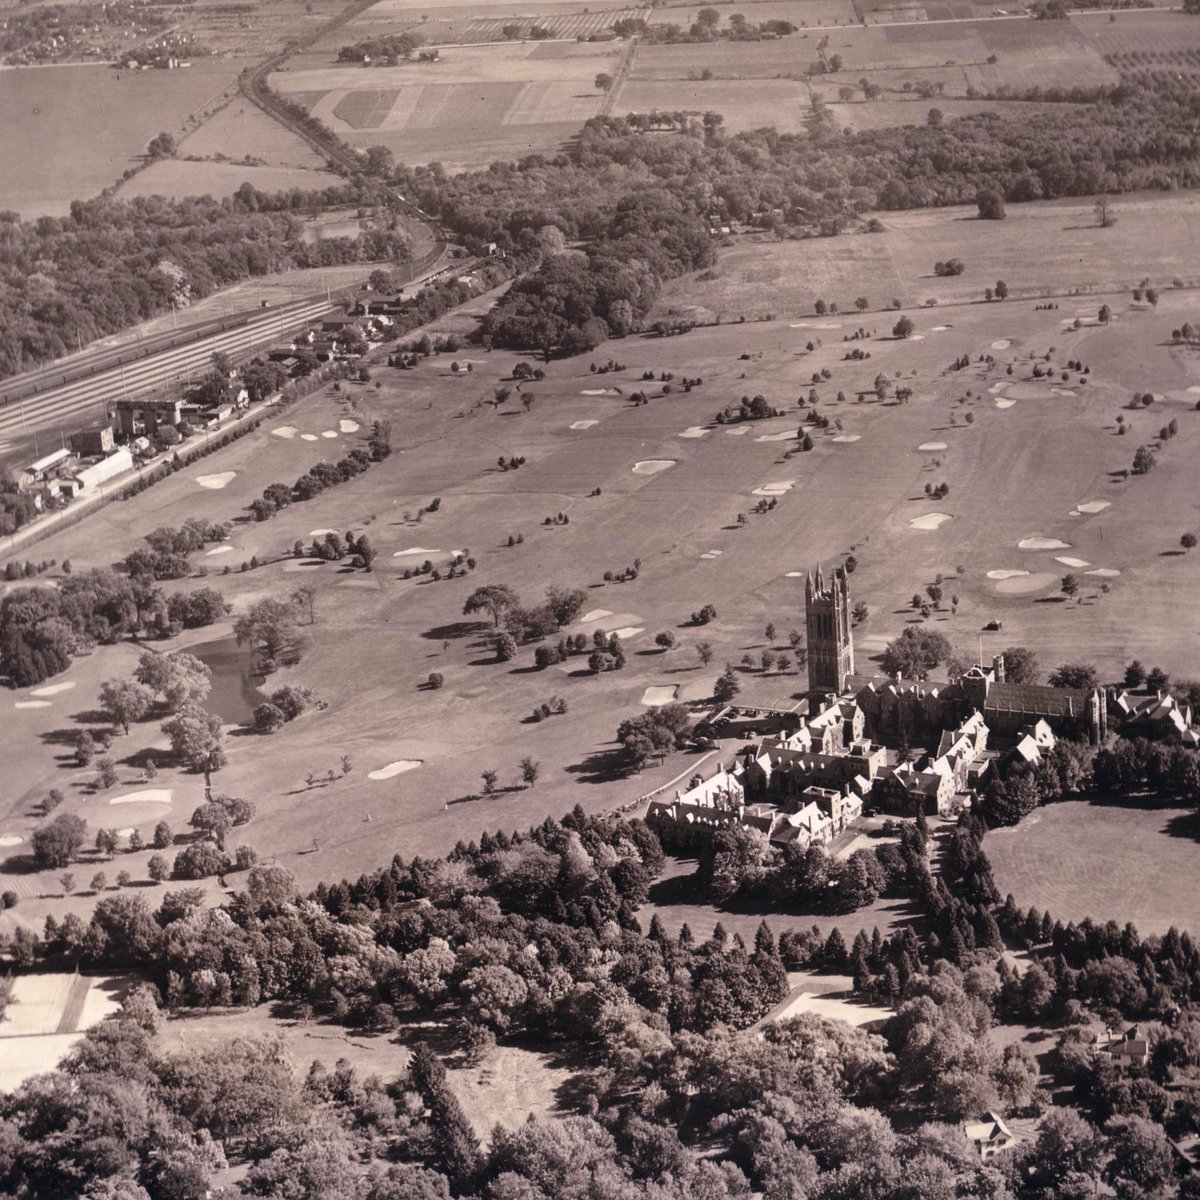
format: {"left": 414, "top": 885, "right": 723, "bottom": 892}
{"left": 986, "top": 802, "right": 1200, "bottom": 937}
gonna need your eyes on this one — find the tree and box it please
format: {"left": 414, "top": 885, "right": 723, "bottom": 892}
{"left": 234, "top": 597, "right": 303, "bottom": 667}
{"left": 1182, "top": 532, "right": 1197, "bottom": 553}
{"left": 481, "top": 769, "right": 499, "bottom": 795}
{"left": 855, "top": 297, "right": 869, "bottom": 311}
{"left": 190, "top": 801, "right": 234, "bottom": 850}
{"left": 135, "top": 650, "right": 212, "bottom": 712}
{"left": 153, "top": 820, "right": 173, "bottom": 849}
{"left": 1099, "top": 303, "right": 1112, "bottom": 324}
{"left": 696, "top": 642, "right": 714, "bottom": 667}
{"left": 655, "top": 631, "right": 676, "bottom": 652}
{"left": 254, "top": 703, "right": 285, "bottom": 734}
{"left": 161, "top": 703, "right": 224, "bottom": 771}
{"left": 713, "top": 668, "right": 741, "bottom": 705}
{"left": 96, "top": 757, "right": 118, "bottom": 790}
{"left": 994, "top": 279, "right": 1009, "bottom": 300}
{"left": 545, "top": 585, "right": 588, "bottom": 627}
{"left": 1124, "top": 660, "right": 1147, "bottom": 688}
{"left": 1146, "top": 665, "right": 1170, "bottom": 691}
{"left": 520, "top": 757, "right": 540, "bottom": 787}
{"left": 1001, "top": 646, "right": 1040, "bottom": 684}
{"left": 976, "top": 188, "right": 1006, "bottom": 220}
{"left": 893, "top": 315, "right": 914, "bottom": 339}
{"left": 463, "top": 584, "right": 520, "bottom": 626}
{"left": 32, "top": 814, "right": 87, "bottom": 868}
{"left": 1094, "top": 195, "right": 1116, "bottom": 228}
{"left": 148, "top": 855, "right": 170, "bottom": 883}
{"left": 1103, "top": 1115, "right": 1175, "bottom": 1200}
{"left": 90, "top": 871, "right": 107, "bottom": 894}
{"left": 1060, "top": 573, "right": 1079, "bottom": 601}
{"left": 594, "top": 72, "right": 614, "bottom": 92}
{"left": 98, "top": 679, "right": 154, "bottom": 734}
{"left": 1048, "top": 662, "right": 1099, "bottom": 689}
{"left": 881, "top": 627, "right": 951, "bottom": 680}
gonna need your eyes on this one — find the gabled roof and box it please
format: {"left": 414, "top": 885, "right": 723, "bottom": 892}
{"left": 985, "top": 681, "right": 1093, "bottom": 717}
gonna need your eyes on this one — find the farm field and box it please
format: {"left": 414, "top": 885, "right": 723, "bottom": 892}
{"left": 1080, "top": 8, "right": 1200, "bottom": 73}
{"left": 116, "top": 160, "right": 338, "bottom": 203}
{"left": 271, "top": 41, "right": 624, "bottom": 169}
{"left": 987, "top": 802, "right": 1200, "bottom": 938}
{"left": 0, "top": 60, "right": 243, "bottom": 217}
{"left": 3, "top": 195, "right": 1200, "bottom": 917}
{"left": 619, "top": 76, "right": 810, "bottom": 131}
{"left": 648, "top": 0, "right": 860, "bottom": 25}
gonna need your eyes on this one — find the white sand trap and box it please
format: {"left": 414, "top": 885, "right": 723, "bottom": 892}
{"left": 1051, "top": 388, "right": 1076, "bottom": 397}
{"left": 678, "top": 426, "right": 708, "bottom": 439}
{"left": 0, "top": 834, "right": 23, "bottom": 847}
{"left": 1056, "top": 556, "right": 1092, "bottom": 569}
{"left": 368, "top": 760, "right": 422, "bottom": 780}
{"left": 987, "top": 569, "right": 1029, "bottom": 581}
{"left": 110, "top": 789, "right": 173, "bottom": 806}
{"left": 931, "top": 324, "right": 952, "bottom": 331}
{"left": 339, "top": 419, "right": 359, "bottom": 433}
{"left": 205, "top": 545, "right": 234, "bottom": 557}
{"left": 1188, "top": 386, "right": 1200, "bottom": 396}
{"left": 393, "top": 546, "right": 442, "bottom": 556}
{"left": 641, "top": 685, "right": 679, "bottom": 706}
{"left": 116, "top": 827, "right": 135, "bottom": 839}
{"left": 610, "top": 626, "right": 644, "bottom": 639}
{"left": 196, "top": 472, "right": 236, "bottom": 490}
{"left": 756, "top": 431, "right": 794, "bottom": 442}
{"left": 1077, "top": 500, "right": 1110, "bottom": 514}
{"left": 321, "top": 430, "right": 338, "bottom": 439}
{"left": 310, "top": 528, "right": 337, "bottom": 537}
{"left": 1019, "top": 536, "right": 1071, "bottom": 550}
{"left": 272, "top": 425, "right": 298, "bottom": 439}
{"left": 908, "top": 334, "right": 925, "bottom": 341}
{"left": 910, "top": 512, "right": 953, "bottom": 530}
{"left": 991, "top": 339, "right": 1012, "bottom": 350}
{"left": 789, "top": 322, "right": 842, "bottom": 330}
{"left": 785, "top": 571, "right": 806, "bottom": 578}
{"left": 31, "top": 681, "right": 75, "bottom": 697}
{"left": 831, "top": 434, "right": 861, "bottom": 443}
{"left": 15, "top": 700, "right": 51, "bottom": 709}
{"left": 632, "top": 460, "right": 675, "bottom": 475}
{"left": 700, "top": 550, "right": 722, "bottom": 560}
{"left": 989, "top": 382, "right": 1011, "bottom": 394}
{"left": 580, "top": 388, "right": 614, "bottom": 396}
{"left": 581, "top": 610, "right": 612, "bottom": 625}
{"left": 300, "top": 433, "right": 319, "bottom": 441}
{"left": 753, "top": 481, "right": 795, "bottom": 497}
{"left": 570, "top": 420, "right": 598, "bottom": 430}
{"left": 996, "top": 571, "right": 1058, "bottom": 595}
{"left": 1087, "top": 567, "right": 1121, "bottom": 577}
{"left": 725, "top": 426, "right": 750, "bottom": 436}
{"left": 995, "top": 399, "right": 1016, "bottom": 409}
{"left": 918, "top": 441, "right": 947, "bottom": 452}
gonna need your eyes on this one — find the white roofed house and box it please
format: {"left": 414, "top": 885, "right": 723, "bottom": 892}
{"left": 964, "top": 1112, "right": 1021, "bottom": 1159}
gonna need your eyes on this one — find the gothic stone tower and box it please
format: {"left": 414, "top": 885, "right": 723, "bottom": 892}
{"left": 806, "top": 564, "right": 854, "bottom": 695}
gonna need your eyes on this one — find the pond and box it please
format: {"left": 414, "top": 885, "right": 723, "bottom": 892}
{"left": 192, "top": 636, "right": 264, "bottom": 726}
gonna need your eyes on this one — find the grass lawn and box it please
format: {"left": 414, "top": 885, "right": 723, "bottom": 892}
{"left": 987, "top": 800, "right": 1200, "bottom": 938}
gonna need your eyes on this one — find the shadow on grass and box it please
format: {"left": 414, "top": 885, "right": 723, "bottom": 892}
{"left": 421, "top": 620, "right": 490, "bottom": 642}
{"left": 564, "top": 745, "right": 633, "bottom": 784}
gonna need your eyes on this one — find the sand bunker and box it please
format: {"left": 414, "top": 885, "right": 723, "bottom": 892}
{"left": 0, "top": 834, "right": 23, "bottom": 847}
{"left": 1051, "top": 388, "right": 1076, "bottom": 397}
{"left": 910, "top": 512, "right": 953, "bottom": 530}
{"left": 632, "top": 460, "right": 675, "bottom": 475}
{"left": 1077, "top": 500, "right": 1110, "bottom": 514}
{"left": 678, "top": 426, "right": 708, "bottom": 439}
{"left": 753, "top": 481, "right": 795, "bottom": 497}
{"left": 641, "top": 685, "right": 680, "bottom": 706}
{"left": 196, "top": 472, "right": 236, "bottom": 490}
{"left": 756, "top": 431, "right": 794, "bottom": 442}
{"left": 321, "top": 431, "right": 338, "bottom": 439}
{"left": 393, "top": 546, "right": 442, "bottom": 556}
{"left": 581, "top": 609, "right": 613, "bottom": 623}
{"left": 339, "top": 419, "right": 359, "bottom": 433}
{"left": 1019, "top": 536, "right": 1071, "bottom": 550}
{"left": 110, "top": 789, "right": 173, "bottom": 806}
{"left": 310, "top": 528, "right": 337, "bottom": 537}
{"left": 918, "top": 441, "right": 947, "bottom": 452}
{"left": 989, "top": 382, "right": 1011, "bottom": 394}
{"left": 908, "top": 334, "right": 925, "bottom": 342}
{"left": 987, "top": 569, "right": 1029, "bottom": 581}
{"left": 368, "top": 760, "right": 422, "bottom": 780}
{"left": 789, "top": 321, "right": 842, "bottom": 330}
{"left": 1087, "top": 567, "right": 1121, "bottom": 577}
{"left": 570, "top": 420, "right": 598, "bottom": 430}
{"left": 995, "top": 399, "right": 1016, "bottom": 409}
{"left": 831, "top": 434, "right": 861, "bottom": 443}
{"left": 272, "top": 425, "right": 298, "bottom": 439}
{"left": 1188, "top": 386, "right": 1200, "bottom": 396}
{"left": 30, "top": 681, "right": 75, "bottom": 697}
{"left": 14, "top": 700, "right": 51, "bottom": 709}
{"left": 301, "top": 433, "right": 319, "bottom": 441}
{"left": 725, "top": 427, "right": 750, "bottom": 436}
{"left": 991, "top": 339, "right": 1012, "bottom": 350}
{"left": 931, "top": 324, "right": 952, "bottom": 332}
{"left": 205, "top": 545, "right": 234, "bottom": 557}
{"left": 996, "top": 572, "right": 1059, "bottom": 595}
{"left": 785, "top": 571, "right": 806, "bottom": 578}
{"left": 580, "top": 388, "right": 614, "bottom": 396}
{"left": 610, "top": 626, "right": 644, "bottom": 639}
{"left": 1056, "top": 556, "right": 1092, "bottom": 569}
{"left": 700, "top": 550, "right": 723, "bottom": 560}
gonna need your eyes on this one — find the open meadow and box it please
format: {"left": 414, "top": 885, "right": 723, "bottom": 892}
{"left": 2, "top": 193, "right": 1200, "bottom": 920}
{"left": 0, "top": 60, "right": 243, "bottom": 217}
{"left": 987, "top": 801, "right": 1200, "bottom": 938}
